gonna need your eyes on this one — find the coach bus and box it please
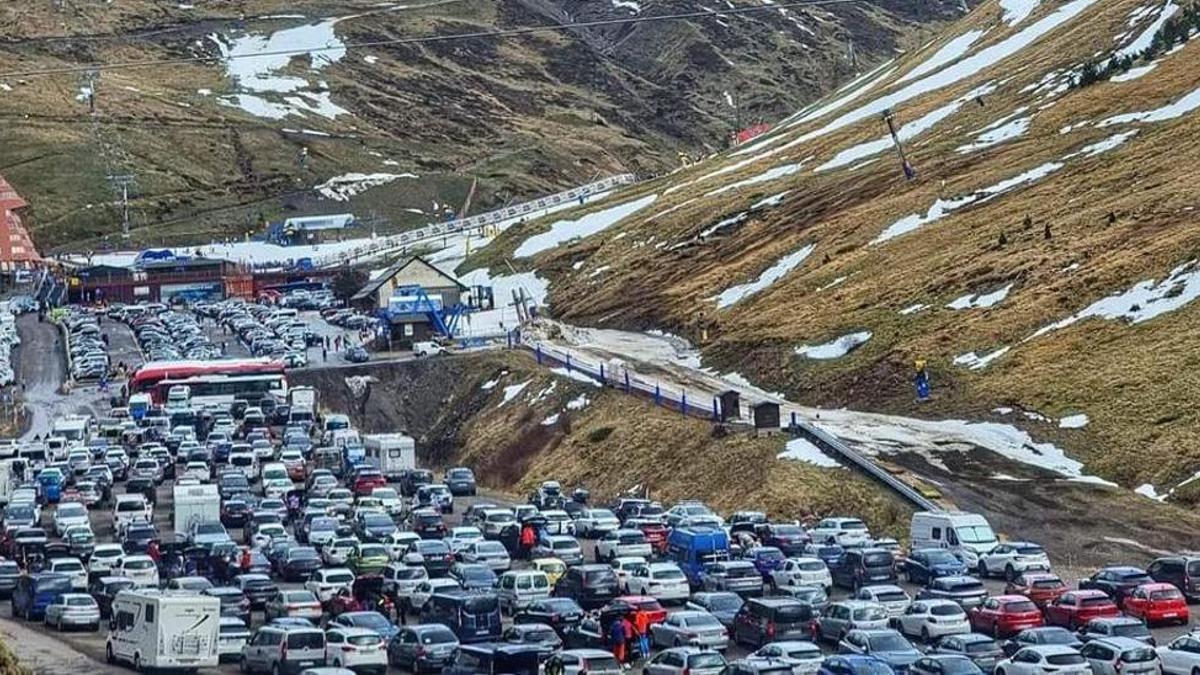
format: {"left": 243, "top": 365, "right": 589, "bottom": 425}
{"left": 129, "top": 359, "right": 288, "bottom": 408}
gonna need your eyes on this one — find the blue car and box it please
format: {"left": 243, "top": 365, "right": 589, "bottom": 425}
{"left": 903, "top": 549, "right": 967, "bottom": 586}
{"left": 11, "top": 573, "right": 72, "bottom": 620}
{"left": 37, "top": 468, "right": 66, "bottom": 503}
{"left": 805, "top": 543, "right": 846, "bottom": 569}
{"left": 821, "top": 655, "right": 899, "bottom": 675}
{"left": 330, "top": 611, "right": 400, "bottom": 642}
{"left": 839, "top": 629, "right": 921, "bottom": 673}
{"left": 746, "top": 546, "right": 788, "bottom": 579}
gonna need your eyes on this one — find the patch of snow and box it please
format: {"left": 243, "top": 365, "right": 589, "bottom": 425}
{"left": 196, "top": 88, "right": 212, "bottom": 96}
{"left": 572, "top": 261, "right": 586, "bottom": 271}
{"left": 1029, "top": 259, "right": 1200, "bottom": 338}
{"left": 587, "top": 265, "right": 612, "bottom": 279}
{"left": 566, "top": 394, "right": 590, "bottom": 410}
{"left": 993, "top": 407, "right": 1015, "bottom": 415}
{"left": 1059, "top": 413, "right": 1090, "bottom": 429}
{"left": 549, "top": 367, "right": 603, "bottom": 387}
{"left": 1000, "top": 0, "right": 1042, "bottom": 27}
{"left": 363, "top": 55, "right": 379, "bottom": 64}
{"left": 872, "top": 196, "right": 977, "bottom": 244}
{"left": 1069, "top": 130, "right": 1140, "bottom": 157}
{"left": 541, "top": 413, "right": 561, "bottom": 426}
{"left": 947, "top": 284, "right": 1014, "bottom": 310}
{"left": 794, "top": 331, "right": 873, "bottom": 360}
{"left": 1117, "top": 0, "right": 1179, "bottom": 58}
{"left": 705, "top": 161, "right": 808, "bottom": 197}
{"left": 1098, "top": 84, "right": 1200, "bottom": 126}
{"left": 751, "top": 192, "right": 789, "bottom": 209}
{"left": 531, "top": 381, "right": 558, "bottom": 404}
{"left": 723, "top": 90, "right": 735, "bottom": 108}
{"left": 1135, "top": 483, "right": 1167, "bottom": 501}
{"left": 897, "top": 29, "right": 988, "bottom": 84}
{"left": 315, "top": 172, "right": 417, "bottom": 201}
{"left": 817, "top": 275, "right": 850, "bottom": 291}
{"left": 611, "top": 0, "right": 641, "bottom": 12}
{"left": 1023, "top": 411, "right": 1052, "bottom": 422}
{"left": 956, "top": 115, "right": 1032, "bottom": 153}
{"left": 715, "top": 244, "right": 816, "bottom": 309}
{"left": 456, "top": 268, "right": 550, "bottom": 338}
{"left": 778, "top": 437, "right": 842, "bottom": 468}
{"left": 953, "top": 346, "right": 1011, "bottom": 370}
{"left": 500, "top": 380, "right": 530, "bottom": 405}
{"left": 1110, "top": 63, "right": 1158, "bottom": 81}
{"left": 514, "top": 194, "right": 658, "bottom": 258}
{"left": 480, "top": 378, "right": 499, "bottom": 391}
{"left": 777, "top": 61, "right": 897, "bottom": 131}
{"left": 1061, "top": 262, "right": 1081, "bottom": 273}
{"left": 992, "top": 473, "right": 1025, "bottom": 481}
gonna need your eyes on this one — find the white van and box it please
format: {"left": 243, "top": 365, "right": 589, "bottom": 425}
{"left": 166, "top": 385, "right": 191, "bottom": 410}
{"left": 412, "top": 341, "right": 446, "bottom": 357}
{"left": 229, "top": 449, "right": 259, "bottom": 481}
{"left": 910, "top": 511, "right": 998, "bottom": 568}
{"left": 260, "top": 462, "right": 288, "bottom": 484}
{"left": 106, "top": 591, "right": 220, "bottom": 671}
{"left": 113, "top": 494, "right": 151, "bottom": 531}
{"left": 45, "top": 436, "right": 69, "bottom": 462}
{"left": 496, "top": 570, "right": 551, "bottom": 614}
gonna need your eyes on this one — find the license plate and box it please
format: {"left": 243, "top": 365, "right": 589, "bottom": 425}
{"left": 1163, "top": 612, "right": 1179, "bottom": 618}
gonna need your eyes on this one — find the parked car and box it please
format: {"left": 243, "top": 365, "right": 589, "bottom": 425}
{"left": 1078, "top": 637, "right": 1161, "bottom": 675}
{"left": 930, "top": 633, "right": 1006, "bottom": 673}
{"left": 1157, "top": 633, "right": 1200, "bottom": 675}
{"left": 1120, "top": 582, "right": 1189, "bottom": 626}
{"left": 1076, "top": 617, "right": 1155, "bottom": 646}
{"left": 905, "top": 549, "right": 970, "bottom": 586}
{"left": 1042, "top": 591, "right": 1120, "bottom": 630}
{"left": 772, "top": 558, "right": 832, "bottom": 591}
{"left": 968, "top": 595, "right": 1044, "bottom": 638}
{"left": 1078, "top": 567, "right": 1153, "bottom": 604}
{"left": 995, "top": 646, "right": 1091, "bottom": 675}
{"left": 650, "top": 610, "right": 730, "bottom": 650}
{"left": 837, "top": 629, "right": 922, "bottom": 673}
{"left": 734, "top": 597, "right": 819, "bottom": 647}
{"left": 1146, "top": 556, "right": 1200, "bottom": 601}
{"left": 751, "top": 640, "right": 823, "bottom": 674}
{"left": 917, "top": 576, "right": 988, "bottom": 610}
{"left": 1005, "top": 573, "right": 1069, "bottom": 609}
{"left": 815, "top": 601, "right": 890, "bottom": 643}
{"left": 894, "top": 599, "right": 971, "bottom": 642}
{"left": 979, "top": 543, "right": 1051, "bottom": 581}
{"left": 386, "top": 623, "right": 460, "bottom": 673}
{"left": 44, "top": 592, "right": 100, "bottom": 631}
{"left": 643, "top": 646, "right": 729, "bottom": 675}
{"left": 1002, "top": 628, "right": 1084, "bottom": 657}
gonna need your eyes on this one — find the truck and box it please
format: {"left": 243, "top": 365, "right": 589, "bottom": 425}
{"left": 666, "top": 527, "right": 731, "bottom": 589}
{"left": 363, "top": 433, "right": 416, "bottom": 481}
{"left": 172, "top": 483, "right": 220, "bottom": 540}
{"left": 106, "top": 590, "right": 221, "bottom": 671}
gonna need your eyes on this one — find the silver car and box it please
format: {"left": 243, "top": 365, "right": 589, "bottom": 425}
{"left": 652, "top": 610, "right": 730, "bottom": 650}
{"left": 644, "top": 646, "right": 729, "bottom": 674}
{"left": 44, "top": 593, "right": 100, "bottom": 631}
{"left": 815, "top": 601, "right": 890, "bottom": 642}
{"left": 1080, "top": 638, "right": 1162, "bottom": 675}
{"left": 752, "top": 641, "right": 824, "bottom": 675}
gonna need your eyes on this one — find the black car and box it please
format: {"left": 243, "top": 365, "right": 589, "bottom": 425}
{"left": 221, "top": 499, "right": 251, "bottom": 528}
{"left": 235, "top": 574, "right": 279, "bottom": 609}
{"left": 552, "top": 565, "right": 619, "bottom": 610}
{"left": 761, "top": 523, "right": 809, "bottom": 557}
{"left": 512, "top": 598, "right": 586, "bottom": 635}
{"left": 411, "top": 510, "right": 447, "bottom": 540}
{"left": 449, "top": 563, "right": 498, "bottom": 591}
{"left": 357, "top": 513, "right": 398, "bottom": 543}
{"left": 204, "top": 586, "right": 252, "bottom": 625}
{"left": 1078, "top": 566, "right": 1152, "bottom": 604}
{"left": 445, "top": 468, "right": 477, "bottom": 496}
{"left": 731, "top": 597, "right": 816, "bottom": 648}
{"left": 121, "top": 523, "right": 159, "bottom": 554}
{"left": 1147, "top": 556, "right": 1200, "bottom": 600}
{"left": 89, "top": 576, "right": 136, "bottom": 619}
{"left": 930, "top": 634, "right": 1005, "bottom": 673}
{"left": 502, "top": 624, "right": 562, "bottom": 661}
{"left": 402, "top": 469, "right": 434, "bottom": 497}
{"left": 442, "top": 642, "right": 540, "bottom": 675}
{"left": 343, "top": 346, "right": 370, "bottom": 363}
{"left": 279, "top": 546, "right": 323, "bottom": 582}
{"left": 1002, "top": 627, "right": 1084, "bottom": 656}
{"left": 409, "top": 540, "right": 455, "bottom": 577}
{"left": 832, "top": 548, "right": 897, "bottom": 591}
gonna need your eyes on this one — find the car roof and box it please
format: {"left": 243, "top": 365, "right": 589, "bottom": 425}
{"left": 1023, "top": 645, "right": 1081, "bottom": 655}
{"left": 1093, "top": 637, "right": 1152, "bottom": 650}
{"left": 1089, "top": 616, "right": 1142, "bottom": 626}
{"left": 330, "top": 626, "right": 380, "bottom": 637}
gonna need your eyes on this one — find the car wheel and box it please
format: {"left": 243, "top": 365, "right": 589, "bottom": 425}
{"left": 272, "top": 664, "right": 282, "bottom": 675}
{"left": 133, "top": 654, "right": 143, "bottom": 673}
{"left": 106, "top": 644, "right": 116, "bottom": 665}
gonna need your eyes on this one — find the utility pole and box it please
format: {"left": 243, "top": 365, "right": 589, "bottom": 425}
{"left": 106, "top": 174, "right": 135, "bottom": 238}
{"left": 881, "top": 108, "right": 916, "bottom": 181}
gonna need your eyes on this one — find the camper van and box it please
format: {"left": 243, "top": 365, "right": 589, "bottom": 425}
{"left": 363, "top": 433, "right": 416, "bottom": 481}
{"left": 106, "top": 591, "right": 221, "bottom": 671}
{"left": 910, "top": 511, "right": 999, "bottom": 569}
{"left": 52, "top": 416, "right": 90, "bottom": 449}
{"left": 128, "top": 393, "right": 152, "bottom": 421}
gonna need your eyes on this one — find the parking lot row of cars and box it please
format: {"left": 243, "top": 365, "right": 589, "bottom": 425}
{"left": 111, "top": 303, "right": 224, "bottom": 362}
{"left": 193, "top": 300, "right": 317, "bottom": 367}
{"left": 59, "top": 307, "right": 112, "bottom": 380}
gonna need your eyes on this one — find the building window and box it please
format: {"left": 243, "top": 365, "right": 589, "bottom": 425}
{"left": 403, "top": 324, "right": 414, "bottom": 337}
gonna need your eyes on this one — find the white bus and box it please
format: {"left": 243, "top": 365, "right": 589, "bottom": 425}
{"left": 106, "top": 591, "right": 220, "bottom": 671}
{"left": 155, "top": 373, "right": 287, "bottom": 411}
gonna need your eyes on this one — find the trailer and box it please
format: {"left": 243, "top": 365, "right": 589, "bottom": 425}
{"left": 105, "top": 590, "right": 220, "bottom": 671}
{"left": 172, "top": 483, "right": 219, "bottom": 540}
{"left": 363, "top": 433, "right": 416, "bottom": 481}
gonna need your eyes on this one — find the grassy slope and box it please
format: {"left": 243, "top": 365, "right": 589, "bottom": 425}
{"left": 459, "top": 0, "right": 1200, "bottom": 494}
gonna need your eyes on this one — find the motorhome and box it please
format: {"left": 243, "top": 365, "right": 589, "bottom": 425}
{"left": 106, "top": 590, "right": 221, "bottom": 671}
{"left": 910, "top": 511, "right": 999, "bottom": 568}
{"left": 52, "top": 415, "right": 91, "bottom": 449}
{"left": 363, "top": 433, "right": 416, "bottom": 481}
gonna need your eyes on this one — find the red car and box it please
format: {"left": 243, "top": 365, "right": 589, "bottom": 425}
{"left": 969, "top": 594, "right": 1044, "bottom": 637}
{"left": 353, "top": 471, "right": 387, "bottom": 496}
{"left": 1043, "top": 590, "right": 1119, "bottom": 629}
{"left": 1122, "top": 582, "right": 1189, "bottom": 625}
{"left": 628, "top": 519, "right": 669, "bottom": 555}
{"left": 1006, "top": 573, "right": 1069, "bottom": 608}
{"left": 610, "top": 595, "right": 668, "bottom": 625}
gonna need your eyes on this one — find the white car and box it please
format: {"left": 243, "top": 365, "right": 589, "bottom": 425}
{"left": 53, "top": 502, "right": 90, "bottom": 536}
{"left": 575, "top": 509, "right": 621, "bottom": 538}
{"left": 595, "top": 529, "right": 653, "bottom": 561}
{"left": 412, "top": 341, "right": 446, "bottom": 357}
{"left": 371, "top": 488, "right": 405, "bottom": 517}
{"left": 251, "top": 523, "right": 289, "bottom": 549}
{"left": 305, "top": 567, "right": 355, "bottom": 604}
{"left": 894, "top": 599, "right": 971, "bottom": 641}
{"left": 382, "top": 563, "right": 429, "bottom": 606}
{"left": 611, "top": 557, "right": 649, "bottom": 593}
{"left": 809, "top": 517, "right": 871, "bottom": 547}
{"left": 112, "top": 494, "right": 151, "bottom": 530}
{"left": 382, "top": 531, "right": 421, "bottom": 560}
{"left": 183, "top": 461, "right": 210, "bottom": 482}
{"left": 752, "top": 641, "right": 824, "bottom": 675}
{"left": 1158, "top": 634, "right": 1200, "bottom": 675}
{"left": 89, "top": 544, "right": 125, "bottom": 574}
{"left": 48, "top": 556, "right": 88, "bottom": 590}
{"left": 218, "top": 617, "right": 251, "bottom": 661}
{"left": 114, "top": 554, "right": 160, "bottom": 588}
{"left": 854, "top": 585, "right": 912, "bottom": 618}
{"left": 772, "top": 557, "right": 833, "bottom": 590}
{"left": 325, "top": 627, "right": 388, "bottom": 671}
{"left": 409, "top": 578, "right": 461, "bottom": 613}
{"left": 666, "top": 502, "right": 721, "bottom": 528}
{"left": 997, "top": 646, "right": 1091, "bottom": 675}
{"left": 542, "top": 509, "right": 575, "bottom": 536}
{"left": 478, "top": 508, "right": 517, "bottom": 538}
{"left": 627, "top": 562, "right": 690, "bottom": 602}
{"left": 446, "top": 526, "right": 484, "bottom": 554}
{"left": 461, "top": 540, "right": 512, "bottom": 572}
{"left": 979, "top": 542, "right": 1051, "bottom": 580}
{"left": 323, "top": 537, "right": 361, "bottom": 566}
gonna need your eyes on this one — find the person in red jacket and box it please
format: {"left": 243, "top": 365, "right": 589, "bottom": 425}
{"left": 519, "top": 524, "right": 536, "bottom": 559}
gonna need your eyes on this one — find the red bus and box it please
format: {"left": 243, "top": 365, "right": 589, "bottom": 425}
{"left": 130, "top": 358, "right": 287, "bottom": 405}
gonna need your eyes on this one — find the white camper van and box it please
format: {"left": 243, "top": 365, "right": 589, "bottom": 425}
{"left": 106, "top": 590, "right": 220, "bottom": 671}
{"left": 363, "top": 433, "right": 416, "bottom": 481}
{"left": 910, "top": 511, "right": 999, "bottom": 569}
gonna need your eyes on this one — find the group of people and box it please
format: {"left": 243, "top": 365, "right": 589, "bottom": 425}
{"left": 608, "top": 610, "right": 653, "bottom": 665}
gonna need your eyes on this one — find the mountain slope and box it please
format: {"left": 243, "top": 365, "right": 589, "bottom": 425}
{"left": 467, "top": 0, "right": 1200, "bottom": 499}
{"left": 0, "top": 0, "right": 965, "bottom": 250}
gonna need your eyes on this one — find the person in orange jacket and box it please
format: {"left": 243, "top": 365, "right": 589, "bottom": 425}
{"left": 633, "top": 610, "right": 651, "bottom": 659}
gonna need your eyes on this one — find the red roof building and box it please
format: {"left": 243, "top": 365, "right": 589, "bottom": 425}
{"left": 0, "top": 175, "right": 41, "bottom": 270}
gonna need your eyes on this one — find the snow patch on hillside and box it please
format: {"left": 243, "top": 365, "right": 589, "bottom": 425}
{"left": 1098, "top": 85, "right": 1200, "bottom": 126}
{"left": 500, "top": 381, "right": 530, "bottom": 405}
{"left": 315, "top": 172, "right": 417, "bottom": 201}
{"left": 953, "top": 346, "right": 1011, "bottom": 370}
{"left": 947, "top": 284, "right": 1013, "bottom": 309}
{"left": 1000, "top": 0, "right": 1042, "bottom": 27}
{"left": 706, "top": 161, "right": 808, "bottom": 197}
{"left": 794, "top": 331, "right": 872, "bottom": 359}
{"left": 514, "top": 194, "right": 658, "bottom": 258}
{"left": 1030, "top": 259, "right": 1200, "bottom": 337}
{"left": 897, "top": 29, "right": 988, "bottom": 84}
{"left": 779, "top": 437, "right": 842, "bottom": 467}
{"left": 715, "top": 244, "right": 816, "bottom": 309}
{"left": 957, "top": 115, "right": 1032, "bottom": 153}
{"left": 1117, "top": 0, "right": 1179, "bottom": 57}
{"left": 1059, "top": 413, "right": 1090, "bottom": 429}
{"left": 1111, "top": 63, "right": 1158, "bottom": 81}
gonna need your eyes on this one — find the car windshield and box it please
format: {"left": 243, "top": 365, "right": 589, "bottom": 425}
{"left": 552, "top": 539, "right": 579, "bottom": 551}
{"left": 864, "top": 553, "right": 893, "bottom": 567}
{"left": 964, "top": 640, "right": 999, "bottom": 654}
{"left": 947, "top": 581, "right": 985, "bottom": 593}
{"left": 876, "top": 591, "right": 908, "bottom": 603}
{"left": 1080, "top": 597, "right": 1113, "bottom": 607}
{"left": 359, "top": 545, "right": 387, "bottom": 557}
{"left": 290, "top": 548, "right": 319, "bottom": 560}
{"left": 523, "top": 627, "right": 559, "bottom": 643}
{"left": 773, "top": 525, "right": 804, "bottom": 536}
{"left": 66, "top": 596, "right": 96, "bottom": 607}
{"left": 196, "top": 523, "right": 225, "bottom": 535}
{"left": 352, "top": 613, "right": 390, "bottom": 629}
{"left": 416, "top": 541, "right": 449, "bottom": 554}
{"left": 1151, "top": 588, "right": 1184, "bottom": 601}
{"left": 59, "top": 504, "right": 86, "bottom": 517}
{"left": 1122, "top": 648, "right": 1157, "bottom": 663}
{"left": 220, "top": 623, "right": 248, "bottom": 635}
{"left": 124, "top": 559, "right": 154, "bottom": 570}
{"left": 654, "top": 567, "right": 685, "bottom": 580}
{"left": 584, "top": 569, "right": 618, "bottom": 584}
{"left": 689, "top": 653, "right": 727, "bottom": 667}
{"left": 1039, "top": 629, "right": 1079, "bottom": 644}
{"left": 686, "top": 614, "right": 722, "bottom": 627}
{"left": 1032, "top": 579, "right": 1065, "bottom": 589}
{"left": 1004, "top": 600, "right": 1038, "bottom": 613}
{"left": 1046, "top": 654, "right": 1087, "bottom": 666}
{"left": 326, "top": 572, "right": 354, "bottom": 584}
{"left": 1113, "top": 623, "right": 1151, "bottom": 637}
{"left": 1119, "top": 571, "right": 1151, "bottom": 582}
{"left": 799, "top": 561, "right": 826, "bottom": 571}
{"left": 850, "top": 660, "right": 899, "bottom": 675}
{"left": 955, "top": 526, "right": 996, "bottom": 545}
{"left": 287, "top": 632, "right": 324, "bottom": 649}
{"left": 931, "top": 604, "right": 966, "bottom": 617}
{"left": 311, "top": 518, "right": 338, "bottom": 531}
{"left": 364, "top": 515, "right": 393, "bottom": 527}
{"left": 926, "top": 551, "right": 959, "bottom": 564}
{"left": 868, "top": 634, "right": 912, "bottom": 652}
{"left": 462, "top": 567, "right": 495, "bottom": 582}
{"left": 395, "top": 568, "right": 425, "bottom": 580}
{"left": 940, "top": 657, "right": 983, "bottom": 675}
{"left": 464, "top": 596, "right": 499, "bottom": 613}
{"left": 1015, "top": 545, "right": 1045, "bottom": 555}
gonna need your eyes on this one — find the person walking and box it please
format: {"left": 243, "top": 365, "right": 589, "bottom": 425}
{"left": 519, "top": 522, "right": 536, "bottom": 560}
{"left": 322, "top": 346, "right": 328, "bottom": 362}
{"left": 621, "top": 614, "right": 635, "bottom": 664}
{"left": 634, "top": 609, "right": 651, "bottom": 660}
{"left": 609, "top": 616, "right": 626, "bottom": 664}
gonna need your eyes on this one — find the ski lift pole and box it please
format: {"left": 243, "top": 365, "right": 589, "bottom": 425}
{"left": 882, "top": 108, "right": 917, "bottom": 180}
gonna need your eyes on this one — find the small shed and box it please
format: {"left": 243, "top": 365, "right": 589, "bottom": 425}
{"left": 752, "top": 401, "right": 780, "bottom": 434}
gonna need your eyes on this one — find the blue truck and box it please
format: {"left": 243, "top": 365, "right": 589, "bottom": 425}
{"left": 666, "top": 527, "right": 731, "bottom": 589}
